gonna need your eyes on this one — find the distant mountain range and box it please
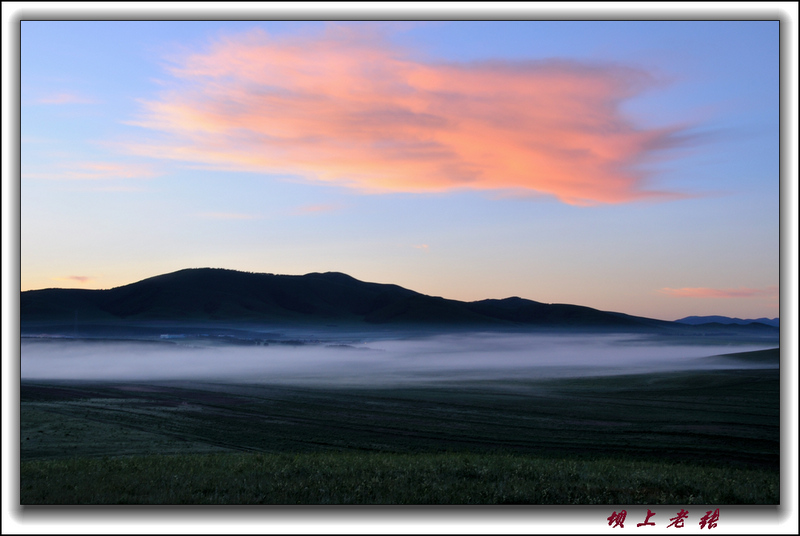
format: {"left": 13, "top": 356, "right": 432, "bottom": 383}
{"left": 675, "top": 315, "right": 779, "bottom": 328}
{"left": 20, "top": 268, "right": 778, "bottom": 335}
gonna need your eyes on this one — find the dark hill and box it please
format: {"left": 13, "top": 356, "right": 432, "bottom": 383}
{"left": 23, "top": 269, "right": 418, "bottom": 324}
{"left": 18, "top": 268, "right": 693, "bottom": 331}
{"left": 675, "top": 315, "right": 779, "bottom": 328}
{"left": 464, "top": 297, "right": 666, "bottom": 329}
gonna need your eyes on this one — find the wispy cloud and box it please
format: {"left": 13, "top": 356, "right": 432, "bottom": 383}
{"left": 52, "top": 275, "right": 93, "bottom": 285}
{"left": 23, "top": 161, "right": 159, "bottom": 181}
{"left": 292, "top": 203, "right": 343, "bottom": 215}
{"left": 412, "top": 244, "right": 430, "bottom": 252}
{"left": 37, "top": 92, "right": 95, "bottom": 105}
{"left": 21, "top": 135, "right": 56, "bottom": 144}
{"left": 659, "top": 286, "right": 778, "bottom": 298}
{"left": 78, "top": 185, "right": 150, "bottom": 193}
{"left": 124, "top": 24, "right": 699, "bottom": 206}
{"left": 196, "top": 212, "right": 261, "bottom": 220}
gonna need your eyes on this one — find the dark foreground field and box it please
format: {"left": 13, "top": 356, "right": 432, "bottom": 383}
{"left": 20, "top": 349, "right": 779, "bottom": 505}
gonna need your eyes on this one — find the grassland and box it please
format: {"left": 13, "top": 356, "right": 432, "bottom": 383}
{"left": 21, "top": 451, "right": 777, "bottom": 505}
{"left": 19, "top": 348, "right": 779, "bottom": 505}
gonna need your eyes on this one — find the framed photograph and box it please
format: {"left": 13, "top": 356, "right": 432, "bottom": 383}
{"left": 6, "top": 3, "right": 796, "bottom": 534}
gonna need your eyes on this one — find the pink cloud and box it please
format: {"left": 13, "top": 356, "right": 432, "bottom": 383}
{"left": 125, "top": 25, "right": 698, "bottom": 205}
{"left": 79, "top": 185, "right": 150, "bottom": 193}
{"left": 197, "top": 212, "right": 261, "bottom": 220}
{"left": 53, "top": 275, "right": 93, "bottom": 284}
{"left": 292, "top": 203, "right": 343, "bottom": 215}
{"left": 23, "top": 161, "right": 159, "bottom": 181}
{"left": 659, "top": 286, "right": 779, "bottom": 298}
{"left": 38, "top": 93, "right": 95, "bottom": 105}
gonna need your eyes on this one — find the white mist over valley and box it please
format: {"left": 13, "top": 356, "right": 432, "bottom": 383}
{"left": 21, "top": 332, "right": 777, "bottom": 386}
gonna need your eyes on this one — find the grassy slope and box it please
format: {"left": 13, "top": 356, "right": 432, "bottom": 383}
{"left": 21, "top": 451, "right": 777, "bottom": 505}
{"left": 20, "top": 363, "right": 780, "bottom": 504}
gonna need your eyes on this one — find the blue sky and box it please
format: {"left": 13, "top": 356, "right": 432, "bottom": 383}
{"left": 19, "top": 18, "right": 781, "bottom": 320}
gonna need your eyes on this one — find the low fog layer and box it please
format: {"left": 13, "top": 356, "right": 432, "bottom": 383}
{"left": 21, "top": 333, "right": 776, "bottom": 386}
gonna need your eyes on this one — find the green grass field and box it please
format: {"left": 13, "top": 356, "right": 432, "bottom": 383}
{"left": 20, "top": 349, "right": 780, "bottom": 504}
{"left": 21, "top": 451, "right": 777, "bottom": 505}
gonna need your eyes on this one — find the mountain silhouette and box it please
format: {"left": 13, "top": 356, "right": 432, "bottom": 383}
{"left": 17, "top": 268, "right": 729, "bottom": 332}
{"left": 675, "top": 315, "right": 779, "bottom": 328}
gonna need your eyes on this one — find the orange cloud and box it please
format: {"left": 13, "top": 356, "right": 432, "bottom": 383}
{"left": 125, "top": 25, "right": 697, "bottom": 205}
{"left": 659, "top": 286, "right": 778, "bottom": 298}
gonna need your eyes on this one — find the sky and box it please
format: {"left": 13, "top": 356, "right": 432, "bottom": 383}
{"left": 19, "top": 17, "right": 782, "bottom": 321}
